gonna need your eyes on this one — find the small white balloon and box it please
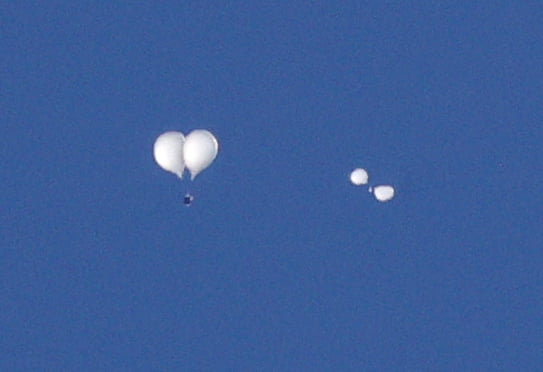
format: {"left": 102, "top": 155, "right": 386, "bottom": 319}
{"left": 183, "top": 129, "right": 219, "bottom": 180}
{"left": 373, "top": 185, "right": 395, "bottom": 202}
{"left": 350, "top": 168, "right": 369, "bottom": 186}
{"left": 153, "top": 131, "right": 185, "bottom": 178}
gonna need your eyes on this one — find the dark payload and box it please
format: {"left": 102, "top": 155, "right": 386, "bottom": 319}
{"left": 183, "top": 193, "right": 194, "bottom": 206}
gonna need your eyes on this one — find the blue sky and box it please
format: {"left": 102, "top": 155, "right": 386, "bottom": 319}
{"left": 2, "top": 1, "right": 542, "bottom": 370}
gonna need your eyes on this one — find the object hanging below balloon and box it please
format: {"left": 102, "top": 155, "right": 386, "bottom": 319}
{"left": 373, "top": 185, "right": 395, "bottom": 202}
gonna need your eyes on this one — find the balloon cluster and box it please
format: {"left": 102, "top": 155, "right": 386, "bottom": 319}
{"left": 349, "top": 168, "right": 395, "bottom": 202}
{"left": 154, "top": 130, "right": 396, "bottom": 204}
{"left": 154, "top": 129, "right": 218, "bottom": 207}
{"left": 153, "top": 130, "right": 218, "bottom": 180}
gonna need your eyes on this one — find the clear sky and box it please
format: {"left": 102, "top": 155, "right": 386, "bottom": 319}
{"left": 2, "top": 1, "right": 542, "bottom": 371}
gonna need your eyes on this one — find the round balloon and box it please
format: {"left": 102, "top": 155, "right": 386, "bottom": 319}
{"left": 373, "top": 185, "right": 395, "bottom": 202}
{"left": 350, "top": 168, "right": 369, "bottom": 186}
{"left": 153, "top": 131, "right": 185, "bottom": 178}
{"left": 183, "top": 129, "right": 219, "bottom": 180}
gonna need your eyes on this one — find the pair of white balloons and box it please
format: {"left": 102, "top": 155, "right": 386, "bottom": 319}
{"left": 153, "top": 130, "right": 218, "bottom": 180}
{"left": 350, "top": 168, "right": 395, "bottom": 202}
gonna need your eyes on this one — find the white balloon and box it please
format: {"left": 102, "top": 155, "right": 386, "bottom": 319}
{"left": 183, "top": 129, "right": 219, "bottom": 180}
{"left": 153, "top": 131, "right": 185, "bottom": 178}
{"left": 373, "top": 185, "right": 395, "bottom": 202}
{"left": 350, "top": 168, "right": 369, "bottom": 186}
